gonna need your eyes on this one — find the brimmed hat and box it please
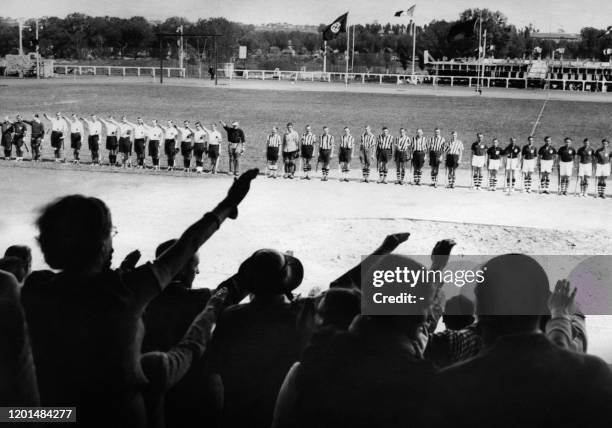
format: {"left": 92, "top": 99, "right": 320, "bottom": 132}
{"left": 238, "top": 249, "right": 303, "bottom": 297}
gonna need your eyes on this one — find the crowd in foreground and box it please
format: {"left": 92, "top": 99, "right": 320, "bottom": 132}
{"left": 2, "top": 114, "right": 611, "bottom": 198}
{"left": 1, "top": 171, "right": 612, "bottom": 427}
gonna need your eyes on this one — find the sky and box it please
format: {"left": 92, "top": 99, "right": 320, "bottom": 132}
{"left": 3, "top": 0, "right": 611, "bottom": 33}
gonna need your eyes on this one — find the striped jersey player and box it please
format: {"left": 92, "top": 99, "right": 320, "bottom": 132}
{"left": 339, "top": 127, "right": 355, "bottom": 182}
{"left": 318, "top": 127, "right": 335, "bottom": 181}
{"left": 428, "top": 128, "right": 446, "bottom": 187}
{"left": 412, "top": 129, "right": 427, "bottom": 185}
{"left": 265, "top": 126, "right": 282, "bottom": 178}
{"left": 394, "top": 128, "right": 411, "bottom": 185}
{"left": 359, "top": 126, "right": 376, "bottom": 182}
{"left": 300, "top": 125, "right": 317, "bottom": 179}
{"left": 376, "top": 127, "right": 394, "bottom": 184}
{"left": 446, "top": 131, "right": 463, "bottom": 189}
{"left": 594, "top": 139, "right": 611, "bottom": 198}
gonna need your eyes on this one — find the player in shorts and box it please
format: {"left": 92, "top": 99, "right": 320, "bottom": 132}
{"left": 63, "top": 114, "right": 84, "bottom": 164}
{"left": 192, "top": 122, "right": 207, "bottom": 173}
{"left": 112, "top": 116, "right": 134, "bottom": 168}
{"left": 359, "top": 125, "right": 376, "bottom": 183}
{"left": 411, "top": 128, "right": 427, "bottom": 185}
{"left": 144, "top": 119, "right": 163, "bottom": 170}
{"left": 557, "top": 137, "right": 576, "bottom": 196}
{"left": 178, "top": 121, "right": 195, "bottom": 172}
{"left": 470, "top": 133, "right": 487, "bottom": 190}
{"left": 445, "top": 131, "right": 463, "bottom": 189}
{"left": 376, "top": 127, "right": 394, "bottom": 184}
{"left": 300, "top": 125, "right": 317, "bottom": 180}
{"left": 594, "top": 139, "right": 611, "bottom": 198}
{"left": 338, "top": 127, "right": 354, "bottom": 182}
{"left": 44, "top": 112, "right": 68, "bottom": 162}
{"left": 428, "top": 128, "right": 446, "bottom": 187}
{"left": 503, "top": 138, "right": 521, "bottom": 193}
{"left": 265, "top": 126, "right": 281, "bottom": 178}
{"left": 125, "top": 117, "right": 147, "bottom": 168}
{"left": 160, "top": 120, "right": 179, "bottom": 170}
{"left": 80, "top": 115, "right": 102, "bottom": 166}
{"left": 202, "top": 123, "right": 222, "bottom": 174}
{"left": 394, "top": 128, "right": 410, "bottom": 185}
{"left": 521, "top": 136, "right": 538, "bottom": 193}
{"left": 99, "top": 116, "right": 119, "bottom": 166}
{"left": 486, "top": 138, "right": 502, "bottom": 191}
{"left": 318, "top": 126, "right": 335, "bottom": 181}
{"left": 282, "top": 122, "right": 300, "bottom": 179}
{"left": 576, "top": 138, "right": 595, "bottom": 197}
{"left": 537, "top": 136, "right": 556, "bottom": 194}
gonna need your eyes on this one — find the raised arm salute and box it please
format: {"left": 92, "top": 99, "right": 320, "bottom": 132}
{"left": 143, "top": 120, "right": 163, "bottom": 170}
{"left": 23, "top": 114, "right": 45, "bottom": 162}
{"left": 80, "top": 115, "right": 102, "bottom": 166}
{"left": 44, "top": 112, "right": 67, "bottom": 162}
{"left": 220, "top": 120, "right": 246, "bottom": 177}
{"left": 64, "top": 114, "right": 84, "bottom": 164}
{"left": 202, "top": 123, "right": 222, "bottom": 174}
{"left": 113, "top": 116, "right": 134, "bottom": 168}
{"left": 125, "top": 117, "right": 147, "bottom": 168}
{"left": 177, "top": 121, "right": 195, "bottom": 172}
{"left": 99, "top": 116, "right": 119, "bottom": 166}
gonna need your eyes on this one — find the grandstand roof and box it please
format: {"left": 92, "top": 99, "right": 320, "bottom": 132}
{"left": 531, "top": 32, "right": 581, "bottom": 42}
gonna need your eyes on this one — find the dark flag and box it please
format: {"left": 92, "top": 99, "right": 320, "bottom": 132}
{"left": 322, "top": 12, "right": 348, "bottom": 41}
{"left": 446, "top": 18, "right": 478, "bottom": 42}
{"left": 395, "top": 5, "right": 415, "bottom": 17}
{"left": 598, "top": 25, "right": 612, "bottom": 38}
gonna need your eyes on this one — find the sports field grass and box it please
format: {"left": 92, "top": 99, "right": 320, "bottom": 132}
{"left": 1, "top": 79, "right": 611, "bottom": 169}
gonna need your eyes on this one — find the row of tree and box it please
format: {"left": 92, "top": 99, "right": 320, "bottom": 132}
{"left": 1, "top": 10, "right": 612, "bottom": 67}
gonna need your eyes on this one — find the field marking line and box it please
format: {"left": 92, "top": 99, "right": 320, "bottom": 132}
{"left": 530, "top": 90, "right": 551, "bottom": 137}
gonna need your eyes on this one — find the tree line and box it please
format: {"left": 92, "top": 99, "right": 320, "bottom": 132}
{"left": 1, "top": 9, "right": 611, "bottom": 68}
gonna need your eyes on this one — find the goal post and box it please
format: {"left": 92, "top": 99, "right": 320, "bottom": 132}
{"left": 157, "top": 32, "right": 221, "bottom": 85}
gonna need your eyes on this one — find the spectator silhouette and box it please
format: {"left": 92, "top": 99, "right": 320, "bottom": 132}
{"left": 21, "top": 169, "right": 258, "bottom": 427}
{"left": 427, "top": 254, "right": 612, "bottom": 428}
{"left": 0, "top": 269, "right": 39, "bottom": 406}
{"left": 4, "top": 245, "right": 32, "bottom": 282}
{"left": 442, "top": 295, "right": 475, "bottom": 331}
{"left": 206, "top": 249, "right": 304, "bottom": 428}
{"left": 273, "top": 255, "right": 437, "bottom": 428}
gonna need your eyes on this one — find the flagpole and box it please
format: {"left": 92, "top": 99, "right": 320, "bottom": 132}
{"left": 477, "top": 10, "right": 482, "bottom": 93}
{"left": 345, "top": 17, "right": 350, "bottom": 86}
{"left": 323, "top": 40, "right": 327, "bottom": 74}
{"left": 351, "top": 25, "right": 355, "bottom": 72}
{"left": 411, "top": 20, "right": 416, "bottom": 81}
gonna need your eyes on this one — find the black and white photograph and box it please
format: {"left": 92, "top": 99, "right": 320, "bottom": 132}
{"left": 1, "top": 0, "right": 612, "bottom": 426}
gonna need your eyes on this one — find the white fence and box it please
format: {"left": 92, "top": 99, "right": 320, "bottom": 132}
{"left": 53, "top": 64, "right": 185, "bottom": 78}
{"left": 219, "top": 68, "right": 611, "bottom": 92}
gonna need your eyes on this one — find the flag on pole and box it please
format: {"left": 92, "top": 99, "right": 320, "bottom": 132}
{"left": 446, "top": 18, "right": 478, "bottom": 42}
{"left": 598, "top": 25, "right": 612, "bottom": 38}
{"left": 394, "top": 4, "right": 416, "bottom": 17}
{"left": 322, "top": 12, "right": 349, "bottom": 41}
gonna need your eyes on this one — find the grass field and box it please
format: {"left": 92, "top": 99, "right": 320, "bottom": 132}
{"left": 1, "top": 78, "right": 612, "bottom": 169}
{"left": 1, "top": 78, "right": 611, "bottom": 362}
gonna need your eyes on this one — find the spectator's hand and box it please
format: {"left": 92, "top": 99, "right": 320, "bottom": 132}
{"left": 548, "top": 279, "right": 577, "bottom": 318}
{"left": 119, "top": 250, "right": 141, "bottom": 273}
{"left": 205, "top": 287, "right": 229, "bottom": 318}
{"left": 431, "top": 239, "right": 456, "bottom": 269}
{"left": 380, "top": 233, "right": 410, "bottom": 253}
{"left": 221, "top": 168, "right": 259, "bottom": 219}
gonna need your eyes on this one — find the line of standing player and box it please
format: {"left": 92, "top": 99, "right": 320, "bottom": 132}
{"left": 1, "top": 113, "right": 250, "bottom": 176}
{"left": 265, "top": 123, "right": 612, "bottom": 198}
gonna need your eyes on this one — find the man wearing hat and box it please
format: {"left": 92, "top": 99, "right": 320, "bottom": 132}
{"left": 206, "top": 248, "right": 303, "bottom": 428}
{"left": 220, "top": 120, "right": 246, "bottom": 177}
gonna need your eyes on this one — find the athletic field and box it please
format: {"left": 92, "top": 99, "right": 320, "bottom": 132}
{"left": 0, "top": 78, "right": 611, "bottom": 361}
